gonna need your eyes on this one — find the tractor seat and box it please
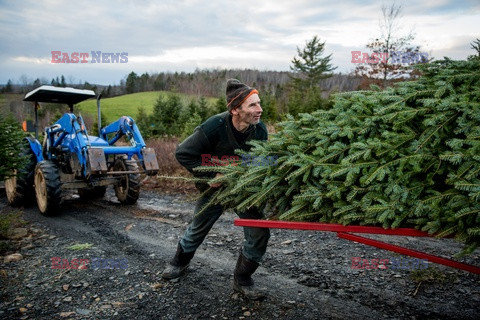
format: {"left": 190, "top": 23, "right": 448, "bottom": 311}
{"left": 87, "top": 135, "right": 110, "bottom": 146}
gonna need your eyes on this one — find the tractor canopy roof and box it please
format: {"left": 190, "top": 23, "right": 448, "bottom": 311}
{"left": 24, "top": 85, "right": 96, "bottom": 105}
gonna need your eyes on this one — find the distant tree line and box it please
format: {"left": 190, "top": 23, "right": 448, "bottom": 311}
{"left": 121, "top": 68, "right": 360, "bottom": 110}
{"left": 2, "top": 67, "right": 361, "bottom": 123}
{"left": 2, "top": 69, "right": 360, "bottom": 97}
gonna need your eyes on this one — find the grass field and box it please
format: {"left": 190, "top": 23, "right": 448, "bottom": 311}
{"left": 76, "top": 91, "right": 218, "bottom": 123}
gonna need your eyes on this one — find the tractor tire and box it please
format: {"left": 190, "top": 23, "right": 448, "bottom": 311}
{"left": 34, "top": 160, "right": 62, "bottom": 216}
{"left": 113, "top": 157, "right": 140, "bottom": 204}
{"left": 78, "top": 186, "right": 107, "bottom": 200}
{"left": 5, "top": 141, "right": 37, "bottom": 206}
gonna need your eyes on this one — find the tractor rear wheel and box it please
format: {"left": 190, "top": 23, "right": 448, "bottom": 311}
{"left": 34, "top": 160, "right": 62, "bottom": 216}
{"left": 5, "top": 140, "right": 37, "bottom": 206}
{"left": 113, "top": 157, "right": 140, "bottom": 204}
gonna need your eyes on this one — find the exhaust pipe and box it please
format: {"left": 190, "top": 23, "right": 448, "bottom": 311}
{"left": 97, "top": 93, "right": 102, "bottom": 137}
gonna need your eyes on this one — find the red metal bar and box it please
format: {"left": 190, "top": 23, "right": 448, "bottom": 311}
{"left": 234, "top": 219, "right": 479, "bottom": 275}
{"left": 234, "top": 219, "right": 432, "bottom": 237}
{"left": 337, "top": 232, "right": 480, "bottom": 275}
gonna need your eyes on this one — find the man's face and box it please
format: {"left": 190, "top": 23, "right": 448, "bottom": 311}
{"left": 232, "top": 93, "right": 262, "bottom": 125}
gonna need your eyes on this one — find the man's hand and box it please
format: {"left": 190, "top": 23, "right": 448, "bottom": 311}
{"left": 209, "top": 173, "right": 224, "bottom": 188}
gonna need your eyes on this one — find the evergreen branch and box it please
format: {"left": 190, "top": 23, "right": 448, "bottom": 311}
{"left": 415, "top": 113, "right": 458, "bottom": 153}
{"left": 246, "top": 176, "right": 283, "bottom": 209}
{"left": 454, "top": 207, "right": 480, "bottom": 219}
{"left": 436, "top": 226, "right": 457, "bottom": 238}
{"left": 454, "top": 182, "right": 480, "bottom": 192}
{"left": 362, "top": 155, "right": 429, "bottom": 186}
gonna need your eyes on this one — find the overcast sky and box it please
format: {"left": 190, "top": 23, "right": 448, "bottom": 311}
{"left": 0, "top": 0, "right": 478, "bottom": 85}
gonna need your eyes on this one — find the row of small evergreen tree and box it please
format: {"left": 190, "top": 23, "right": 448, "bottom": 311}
{"left": 133, "top": 90, "right": 282, "bottom": 140}
{"left": 135, "top": 95, "right": 218, "bottom": 140}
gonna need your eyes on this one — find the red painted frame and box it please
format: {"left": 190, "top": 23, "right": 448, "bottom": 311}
{"left": 234, "top": 219, "right": 480, "bottom": 275}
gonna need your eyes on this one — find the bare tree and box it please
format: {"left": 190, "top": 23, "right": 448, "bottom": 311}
{"left": 354, "top": 2, "right": 428, "bottom": 88}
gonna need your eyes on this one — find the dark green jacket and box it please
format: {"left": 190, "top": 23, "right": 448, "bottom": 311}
{"left": 176, "top": 111, "right": 268, "bottom": 191}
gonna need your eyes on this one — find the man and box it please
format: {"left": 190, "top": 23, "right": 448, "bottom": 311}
{"left": 161, "top": 79, "right": 270, "bottom": 300}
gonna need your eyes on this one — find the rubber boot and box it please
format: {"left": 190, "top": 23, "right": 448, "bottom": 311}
{"left": 161, "top": 243, "right": 195, "bottom": 279}
{"left": 233, "top": 253, "right": 265, "bottom": 300}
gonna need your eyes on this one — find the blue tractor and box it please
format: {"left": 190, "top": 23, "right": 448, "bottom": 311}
{"left": 4, "top": 85, "right": 159, "bottom": 215}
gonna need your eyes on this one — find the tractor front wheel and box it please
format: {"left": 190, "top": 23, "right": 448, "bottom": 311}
{"left": 34, "top": 160, "right": 62, "bottom": 216}
{"left": 113, "top": 157, "right": 140, "bottom": 204}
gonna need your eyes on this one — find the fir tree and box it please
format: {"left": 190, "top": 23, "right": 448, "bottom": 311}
{"left": 213, "top": 96, "right": 227, "bottom": 115}
{"left": 197, "top": 96, "right": 209, "bottom": 121}
{"left": 4, "top": 79, "right": 13, "bottom": 93}
{"left": 125, "top": 72, "right": 138, "bottom": 94}
{"left": 60, "top": 75, "right": 66, "bottom": 87}
{"left": 92, "top": 111, "right": 107, "bottom": 136}
{"left": 136, "top": 106, "right": 152, "bottom": 139}
{"left": 150, "top": 94, "right": 182, "bottom": 136}
{"left": 0, "top": 115, "right": 27, "bottom": 180}
{"left": 290, "top": 35, "right": 336, "bottom": 89}
{"left": 288, "top": 35, "right": 336, "bottom": 115}
{"left": 180, "top": 112, "right": 202, "bottom": 141}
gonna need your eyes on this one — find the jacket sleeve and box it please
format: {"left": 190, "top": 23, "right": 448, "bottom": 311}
{"left": 175, "top": 126, "right": 216, "bottom": 178}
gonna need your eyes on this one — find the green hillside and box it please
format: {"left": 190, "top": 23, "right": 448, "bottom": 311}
{"left": 76, "top": 91, "right": 218, "bottom": 123}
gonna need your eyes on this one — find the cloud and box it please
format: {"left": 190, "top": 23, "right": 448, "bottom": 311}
{"left": 12, "top": 56, "right": 52, "bottom": 64}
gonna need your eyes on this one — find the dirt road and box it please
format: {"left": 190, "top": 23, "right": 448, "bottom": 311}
{"left": 1, "top": 188, "right": 479, "bottom": 319}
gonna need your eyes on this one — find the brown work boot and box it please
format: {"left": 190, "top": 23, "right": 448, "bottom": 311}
{"left": 233, "top": 253, "right": 266, "bottom": 300}
{"left": 161, "top": 243, "right": 195, "bottom": 280}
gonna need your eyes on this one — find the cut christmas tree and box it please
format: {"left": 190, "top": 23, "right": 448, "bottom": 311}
{"left": 195, "top": 59, "right": 480, "bottom": 255}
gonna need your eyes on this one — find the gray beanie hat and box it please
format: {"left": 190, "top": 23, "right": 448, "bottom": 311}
{"left": 225, "top": 79, "right": 258, "bottom": 112}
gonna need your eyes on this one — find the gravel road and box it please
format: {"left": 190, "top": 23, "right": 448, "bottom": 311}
{"left": 1, "top": 188, "right": 479, "bottom": 319}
